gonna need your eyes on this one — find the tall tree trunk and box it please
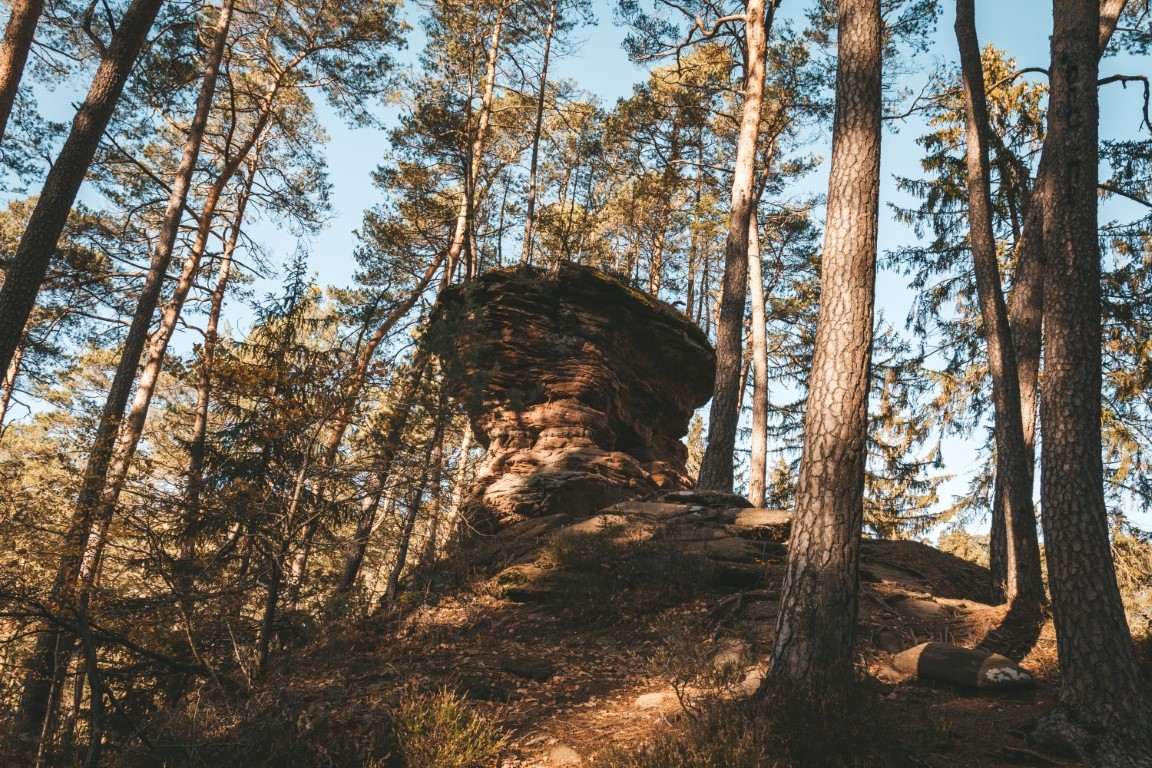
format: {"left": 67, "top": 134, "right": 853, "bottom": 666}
{"left": 747, "top": 208, "right": 769, "bottom": 507}
{"left": 446, "top": 4, "right": 504, "bottom": 285}
{"left": 179, "top": 166, "right": 251, "bottom": 599}
{"left": 648, "top": 122, "right": 682, "bottom": 296}
{"left": 381, "top": 411, "right": 446, "bottom": 607}
{"left": 1038, "top": 2, "right": 1152, "bottom": 764}
{"left": 284, "top": 256, "right": 443, "bottom": 604}
{"left": 0, "top": 0, "right": 165, "bottom": 378}
{"left": 520, "top": 0, "right": 557, "bottom": 266}
{"left": 256, "top": 459, "right": 309, "bottom": 677}
{"left": 767, "top": 0, "right": 882, "bottom": 691}
{"left": 328, "top": 350, "right": 431, "bottom": 606}
{"left": 695, "top": 0, "right": 771, "bottom": 491}
{"left": 74, "top": 94, "right": 280, "bottom": 601}
{"left": 955, "top": 0, "right": 1045, "bottom": 611}
{"left": 0, "top": 339, "right": 23, "bottom": 438}
{"left": 991, "top": 0, "right": 1129, "bottom": 583}
{"left": 0, "top": 0, "right": 43, "bottom": 145}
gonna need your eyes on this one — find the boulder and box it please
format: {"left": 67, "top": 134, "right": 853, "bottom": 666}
{"left": 725, "top": 508, "right": 792, "bottom": 539}
{"left": 433, "top": 264, "right": 715, "bottom": 533}
{"left": 892, "top": 642, "right": 1034, "bottom": 690}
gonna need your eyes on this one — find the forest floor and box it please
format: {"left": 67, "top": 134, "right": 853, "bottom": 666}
{"left": 194, "top": 492, "right": 1124, "bottom": 767}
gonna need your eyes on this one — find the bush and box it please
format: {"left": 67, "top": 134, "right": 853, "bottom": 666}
{"left": 391, "top": 689, "right": 506, "bottom": 768}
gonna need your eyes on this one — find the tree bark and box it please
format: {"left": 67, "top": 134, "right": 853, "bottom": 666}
{"left": 991, "top": 0, "right": 1129, "bottom": 585}
{"left": 695, "top": 0, "right": 769, "bottom": 491}
{"left": 767, "top": 0, "right": 882, "bottom": 691}
{"left": 381, "top": 411, "right": 445, "bottom": 607}
{"left": 328, "top": 350, "right": 431, "bottom": 606}
{"left": 0, "top": 0, "right": 43, "bottom": 145}
{"left": 0, "top": 339, "right": 23, "bottom": 438}
{"left": 520, "top": 0, "right": 557, "bottom": 266}
{"left": 1039, "top": 1, "right": 1152, "bottom": 764}
{"left": 446, "top": 4, "right": 503, "bottom": 285}
{"left": 283, "top": 256, "right": 443, "bottom": 604}
{"left": 747, "top": 208, "right": 769, "bottom": 507}
{"left": 954, "top": 0, "right": 1045, "bottom": 611}
{"left": 0, "top": 0, "right": 165, "bottom": 378}
{"left": 179, "top": 165, "right": 251, "bottom": 598}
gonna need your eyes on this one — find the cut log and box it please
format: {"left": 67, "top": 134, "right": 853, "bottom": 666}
{"left": 892, "top": 642, "right": 1034, "bottom": 690}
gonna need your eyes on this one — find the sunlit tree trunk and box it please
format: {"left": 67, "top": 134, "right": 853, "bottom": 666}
{"left": 381, "top": 410, "right": 445, "bottom": 607}
{"left": 447, "top": 4, "right": 504, "bottom": 284}
{"left": 767, "top": 0, "right": 882, "bottom": 691}
{"left": 747, "top": 208, "right": 769, "bottom": 507}
{"left": 328, "top": 351, "right": 432, "bottom": 606}
{"left": 284, "top": 257, "right": 444, "bottom": 605}
{"left": 0, "top": 340, "right": 23, "bottom": 437}
{"left": 1038, "top": 2, "right": 1152, "bottom": 764}
{"left": 0, "top": 0, "right": 43, "bottom": 145}
{"left": 179, "top": 167, "right": 252, "bottom": 599}
{"left": 520, "top": 0, "right": 557, "bottom": 266}
{"left": 955, "top": 0, "right": 1045, "bottom": 611}
{"left": 0, "top": 0, "right": 165, "bottom": 379}
{"left": 990, "top": 0, "right": 1128, "bottom": 584}
{"left": 696, "top": 0, "right": 770, "bottom": 491}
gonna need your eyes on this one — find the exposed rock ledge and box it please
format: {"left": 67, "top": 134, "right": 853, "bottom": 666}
{"left": 433, "top": 263, "right": 716, "bottom": 533}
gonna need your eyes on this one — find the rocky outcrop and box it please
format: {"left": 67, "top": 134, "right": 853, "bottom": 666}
{"left": 433, "top": 263, "right": 715, "bottom": 533}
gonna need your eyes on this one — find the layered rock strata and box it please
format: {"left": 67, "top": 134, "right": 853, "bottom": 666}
{"left": 433, "top": 263, "right": 716, "bottom": 533}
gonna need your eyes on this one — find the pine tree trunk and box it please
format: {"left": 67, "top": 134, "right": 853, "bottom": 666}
{"left": 520, "top": 0, "right": 557, "bottom": 266}
{"left": 954, "top": 0, "right": 1045, "bottom": 612}
{"left": 328, "top": 351, "right": 431, "bottom": 605}
{"left": 695, "top": 0, "right": 769, "bottom": 492}
{"left": 446, "top": 5, "right": 503, "bottom": 284}
{"left": 0, "top": 340, "right": 24, "bottom": 438}
{"left": 0, "top": 0, "right": 165, "bottom": 378}
{"left": 991, "top": 0, "right": 1129, "bottom": 585}
{"left": 283, "top": 257, "right": 443, "bottom": 604}
{"left": 0, "top": 0, "right": 43, "bottom": 145}
{"left": 767, "top": 0, "right": 882, "bottom": 691}
{"left": 1038, "top": 2, "right": 1152, "bottom": 764}
{"left": 179, "top": 168, "right": 251, "bottom": 598}
{"left": 381, "top": 412, "right": 445, "bottom": 607}
{"left": 748, "top": 208, "right": 769, "bottom": 508}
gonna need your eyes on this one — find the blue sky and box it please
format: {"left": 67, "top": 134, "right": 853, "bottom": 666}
{"left": 17, "top": 0, "right": 1152, "bottom": 529}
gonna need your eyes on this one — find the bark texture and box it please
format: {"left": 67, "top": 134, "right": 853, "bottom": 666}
{"left": 767, "top": 0, "right": 881, "bottom": 689}
{"left": 695, "top": 0, "right": 768, "bottom": 491}
{"left": 1039, "top": 1, "right": 1152, "bottom": 764}
{"left": 0, "top": 0, "right": 43, "bottom": 144}
{"left": 990, "top": 0, "right": 1129, "bottom": 585}
{"left": 955, "top": 0, "right": 1045, "bottom": 610}
{"left": 8, "top": 0, "right": 167, "bottom": 746}
{"left": 747, "top": 208, "right": 769, "bottom": 507}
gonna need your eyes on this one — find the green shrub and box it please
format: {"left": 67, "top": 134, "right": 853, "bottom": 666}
{"left": 392, "top": 689, "right": 506, "bottom": 768}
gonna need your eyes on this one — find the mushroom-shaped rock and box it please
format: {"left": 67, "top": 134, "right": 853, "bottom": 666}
{"left": 892, "top": 642, "right": 1034, "bottom": 690}
{"left": 432, "top": 264, "right": 715, "bottom": 533}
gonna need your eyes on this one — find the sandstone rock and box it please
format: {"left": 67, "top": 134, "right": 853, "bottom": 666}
{"left": 548, "top": 745, "right": 583, "bottom": 764}
{"left": 604, "top": 501, "right": 697, "bottom": 520}
{"left": 739, "top": 667, "right": 767, "bottom": 697}
{"left": 725, "top": 508, "right": 792, "bottom": 539}
{"left": 892, "top": 642, "right": 1034, "bottom": 690}
{"left": 433, "top": 265, "right": 715, "bottom": 533}
{"left": 659, "top": 489, "right": 752, "bottom": 508}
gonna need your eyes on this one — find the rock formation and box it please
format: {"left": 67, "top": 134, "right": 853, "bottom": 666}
{"left": 432, "top": 263, "right": 715, "bottom": 533}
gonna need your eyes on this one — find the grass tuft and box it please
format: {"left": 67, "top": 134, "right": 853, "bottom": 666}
{"left": 390, "top": 688, "right": 506, "bottom": 768}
